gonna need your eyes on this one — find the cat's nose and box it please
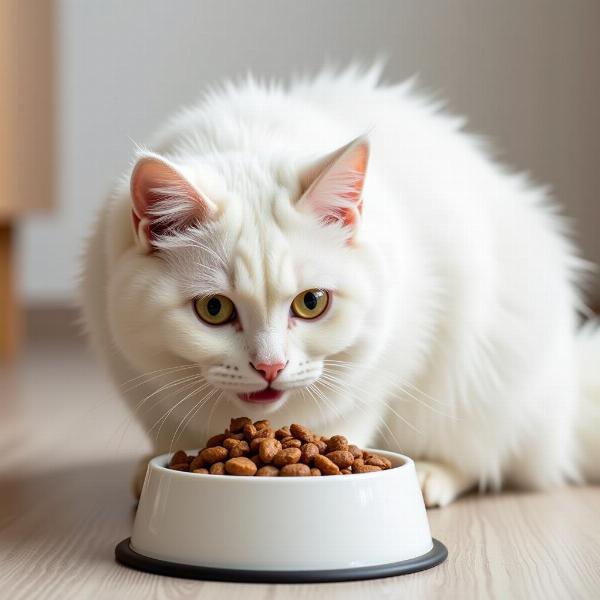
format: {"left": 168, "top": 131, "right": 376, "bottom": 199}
{"left": 252, "top": 361, "right": 287, "bottom": 383}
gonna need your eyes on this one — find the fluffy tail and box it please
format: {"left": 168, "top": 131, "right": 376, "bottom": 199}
{"left": 577, "top": 320, "right": 600, "bottom": 482}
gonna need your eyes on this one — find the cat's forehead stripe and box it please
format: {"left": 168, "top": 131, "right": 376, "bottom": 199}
{"left": 231, "top": 205, "right": 297, "bottom": 306}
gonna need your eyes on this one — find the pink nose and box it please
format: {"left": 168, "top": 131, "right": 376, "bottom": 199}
{"left": 253, "top": 362, "right": 286, "bottom": 383}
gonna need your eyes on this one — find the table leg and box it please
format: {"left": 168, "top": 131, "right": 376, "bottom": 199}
{"left": 0, "top": 222, "right": 20, "bottom": 360}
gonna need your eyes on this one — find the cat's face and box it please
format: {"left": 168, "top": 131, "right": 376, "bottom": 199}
{"left": 109, "top": 138, "right": 379, "bottom": 416}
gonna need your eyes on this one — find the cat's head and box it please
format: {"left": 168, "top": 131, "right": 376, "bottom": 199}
{"left": 109, "top": 137, "right": 384, "bottom": 418}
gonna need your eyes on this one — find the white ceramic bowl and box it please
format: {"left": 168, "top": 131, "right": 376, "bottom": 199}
{"left": 120, "top": 449, "right": 445, "bottom": 580}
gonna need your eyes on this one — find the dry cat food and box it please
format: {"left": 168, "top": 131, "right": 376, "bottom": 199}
{"left": 168, "top": 417, "right": 393, "bottom": 477}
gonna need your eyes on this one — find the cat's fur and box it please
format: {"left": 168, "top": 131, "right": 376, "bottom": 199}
{"left": 80, "top": 64, "right": 600, "bottom": 506}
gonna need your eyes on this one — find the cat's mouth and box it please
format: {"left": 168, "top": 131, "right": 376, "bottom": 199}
{"left": 237, "top": 388, "right": 284, "bottom": 404}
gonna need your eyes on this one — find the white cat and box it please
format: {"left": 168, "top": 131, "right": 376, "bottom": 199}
{"left": 80, "top": 64, "right": 600, "bottom": 506}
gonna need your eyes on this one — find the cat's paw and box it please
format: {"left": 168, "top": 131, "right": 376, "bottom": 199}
{"left": 132, "top": 454, "right": 153, "bottom": 500}
{"left": 415, "top": 460, "right": 474, "bottom": 508}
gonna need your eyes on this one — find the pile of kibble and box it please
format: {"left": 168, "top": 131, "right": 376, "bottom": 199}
{"left": 168, "top": 417, "right": 393, "bottom": 477}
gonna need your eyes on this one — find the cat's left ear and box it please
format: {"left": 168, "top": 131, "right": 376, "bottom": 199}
{"left": 130, "top": 153, "right": 216, "bottom": 252}
{"left": 297, "top": 136, "right": 369, "bottom": 236}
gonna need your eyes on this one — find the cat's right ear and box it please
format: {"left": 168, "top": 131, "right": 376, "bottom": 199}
{"left": 130, "top": 154, "right": 216, "bottom": 252}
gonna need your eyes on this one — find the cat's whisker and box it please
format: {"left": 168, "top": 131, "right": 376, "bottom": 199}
{"left": 316, "top": 376, "right": 402, "bottom": 448}
{"left": 306, "top": 381, "right": 342, "bottom": 421}
{"left": 174, "top": 389, "right": 224, "bottom": 451}
{"left": 74, "top": 366, "right": 201, "bottom": 442}
{"left": 133, "top": 374, "right": 204, "bottom": 414}
{"left": 206, "top": 389, "right": 225, "bottom": 434}
{"left": 119, "top": 363, "right": 200, "bottom": 392}
{"left": 112, "top": 378, "right": 208, "bottom": 451}
{"left": 320, "top": 374, "right": 423, "bottom": 435}
{"left": 303, "top": 384, "right": 329, "bottom": 420}
{"left": 149, "top": 381, "right": 211, "bottom": 440}
{"left": 323, "top": 359, "right": 453, "bottom": 414}
{"left": 300, "top": 387, "right": 326, "bottom": 423}
{"left": 169, "top": 387, "right": 221, "bottom": 453}
{"left": 132, "top": 374, "right": 205, "bottom": 414}
{"left": 107, "top": 374, "right": 204, "bottom": 453}
{"left": 153, "top": 382, "right": 211, "bottom": 440}
{"left": 320, "top": 369, "right": 457, "bottom": 421}
{"left": 317, "top": 372, "right": 423, "bottom": 436}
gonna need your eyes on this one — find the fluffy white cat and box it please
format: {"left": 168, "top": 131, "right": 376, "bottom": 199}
{"left": 80, "top": 65, "right": 600, "bottom": 506}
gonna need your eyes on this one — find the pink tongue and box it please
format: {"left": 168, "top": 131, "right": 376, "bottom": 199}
{"left": 239, "top": 389, "right": 284, "bottom": 403}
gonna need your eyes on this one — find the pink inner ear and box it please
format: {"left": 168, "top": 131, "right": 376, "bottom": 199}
{"left": 299, "top": 137, "right": 369, "bottom": 231}
{"left": 130, "top": 156, "right": 214, "bottom": 249}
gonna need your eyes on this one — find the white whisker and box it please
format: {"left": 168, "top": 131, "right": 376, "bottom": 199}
{"left": 149, "top": 381, "right": 210, "bottom": 440}
{"left": 170, "top": 388, "right": 221, "bottom": 453}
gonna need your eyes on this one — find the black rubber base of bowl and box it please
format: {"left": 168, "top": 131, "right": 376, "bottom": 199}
{"left": 115, "top": 538, "right": 447, "bottom": 583}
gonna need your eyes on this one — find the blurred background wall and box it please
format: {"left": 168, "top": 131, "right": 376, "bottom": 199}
{"left": 20, "top": 0, "right": 600, "bottom": 306}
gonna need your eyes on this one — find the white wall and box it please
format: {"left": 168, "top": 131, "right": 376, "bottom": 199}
{"left": 20, "top": 0, "right": 600, "bottom": 304}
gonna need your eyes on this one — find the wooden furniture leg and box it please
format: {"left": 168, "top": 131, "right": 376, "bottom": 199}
{"left": 0, "top": 222, "right": 20, "bottom": 360}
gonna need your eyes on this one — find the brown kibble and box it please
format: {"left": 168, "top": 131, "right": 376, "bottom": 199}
{"left": 189, "top": 455, "right": 204, "bottom": 471}
{"left": 273, "top": 447, "right": 301, "bottom": 468}
{"left": 199, "top": 446, "right": 228, "bottom": 465}
{"left": 326, "top": 435, "right": 348, "bottom": 453}
{"left": 313, "top": 454, "right": 340, "bottom": 475}
{"left": 229, "top": 416, "right": 252, "bottom": 433}
{"left": 170, "top": 417, "right": 394, "bottom": 477}
{"left": 243, "top": 423, "right": 257, "bottom": 441}
{"left": 170, "top": 450, "right": 188, "bottom": 466}
{"left": 192, "top": 468, "right": 209, "bottom": 474}
{"left": 205, "top": 433, "right": 227, "bottom": 447}
{"left": 225, "top": 457, "right": 258, "bottom": 476}
{"left": 280, "top": 463, "right": 311, "bottom": 477}
{"left": 171, "top": 463, "right": 190, "bottom": 471}
{"left": 249, "top": 437, "right": 263, "bottom": 452}
{"left": 300, "top": 442, "right": 319, "bottom": 465}
{"left": 366, "top": 455, "right": 392, "bottom": 469}
{"left": 256, "top": 465, "right": 279, "bottom": 477}
{"left": 282, "top": 438, "right": 302, "bottom": 449}
{"left": 290, "top": 423, "right": 313, "bottom": 443}
{"left": 209, "top": 462, "right": 226, "bottom": 475}
{"left": 250, "top": 454, "right": 264, "bottom": 468}
{"left": 259, "top": 438, "right": 282, "bottom": 464}
{"left": 229, "top": 440, "right": 250, "bottom": 458}
{"left": 275, "top": 427, "right": 291, "bottom": 440}
{"left": 326, "top": 450, "right": 354, "bottom": 469}
{"left": 313, "top": 439, "right": 328, "bottom": 454}
{"left": 348, "top": 444, "right": 363, "bottom": 459}
{"left": 223, "top": 437, "right": 242, "bottom": 450}
{"left": 252, "top": 427, "right": 275, "bottom": 440}
{"left": 353, "top": 464, "right": 382, "bottom": 473}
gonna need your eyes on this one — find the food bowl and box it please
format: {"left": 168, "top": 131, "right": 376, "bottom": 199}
{"left": 115, "top": 449, "right": 447, "bottom": 583}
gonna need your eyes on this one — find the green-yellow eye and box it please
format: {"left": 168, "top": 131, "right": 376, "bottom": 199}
{"left": 291, "top": 289, "right": 329, "bottom": 320}
{"left": 194, "top": 295, "right": 236, "bottom": 325}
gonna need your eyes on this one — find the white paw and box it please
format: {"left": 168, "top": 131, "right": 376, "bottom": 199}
{"left": 415, "top": 460, "right": 472, "bottom": 508}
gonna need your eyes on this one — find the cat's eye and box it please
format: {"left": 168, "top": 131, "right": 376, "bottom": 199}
{"left": 291, "top": 289, "right": 329, "bottom": 320}
{"left": 194, "top": 295, "right": 236, "bottom": 325}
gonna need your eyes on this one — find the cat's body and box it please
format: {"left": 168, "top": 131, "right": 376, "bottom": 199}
{"left": 80, "top": 65, "right": 599, "bottom": 506}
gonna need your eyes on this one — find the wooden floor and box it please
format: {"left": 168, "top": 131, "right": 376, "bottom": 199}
{"left": 0, "top": 311, "right": 599, "bottom": 599}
